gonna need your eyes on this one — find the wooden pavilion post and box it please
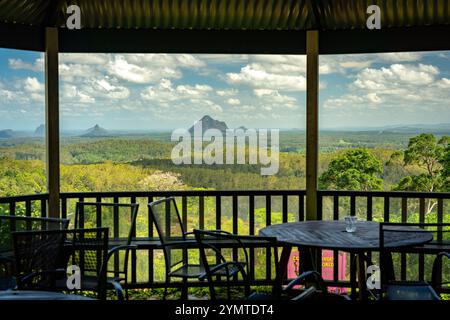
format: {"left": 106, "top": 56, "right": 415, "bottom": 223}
{"left": 306, "top": 30, "right": 319, "bottom": 221}
{"left": 45, "top": 27, "right": 60, "bottom": 218}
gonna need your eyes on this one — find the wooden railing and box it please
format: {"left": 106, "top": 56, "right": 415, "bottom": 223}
{"left": 59, "top": 190, "right": 306, "bottom": 288}
{"left": 1, "top": 190, "right": 448, "bottom": 290}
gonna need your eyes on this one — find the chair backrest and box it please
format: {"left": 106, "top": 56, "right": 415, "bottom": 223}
{"left": 64, "top": 228, "right": 109, "bottom": 299}
{"left": 379, "top": 222, "right": 450, "bottom": 297}
{"left": 0, "top": 215, "right": 69, "bottom": 255}
{"left": 12, "top": 228, "right": 67, "bottom": 290}
{"left": 194, "top": 229, "right": 280, "bottom": 300}
{"left": 148, "top": 197, "right": 186, "bottom": 270}
{"left": 75, "top": 202, "right": 139, "bottom": 242}
{"left": 74, "top": 202, "right": 139, "bottom": 276}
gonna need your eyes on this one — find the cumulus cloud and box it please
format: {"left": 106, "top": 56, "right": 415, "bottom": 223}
{"left": 227, "top": 98, "right": 241, "bottom": 105}
{"left": 9, "top": 58, "right": 44, "bottom": 72}
{"left": 22, "top": 77, "right": 45, "bottom": 92}
{"left": 226, "top": 63, "right": 306, "bottom": 91}
{"left": 323, "top": 61, "right": 449, "bottom": 113}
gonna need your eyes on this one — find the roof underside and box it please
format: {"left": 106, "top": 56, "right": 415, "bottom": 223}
{"left": 1, "top": 0, "right": 449, "bottom": 30}
{"left": 0, "top": 0, "right": 449, "bottom": 53}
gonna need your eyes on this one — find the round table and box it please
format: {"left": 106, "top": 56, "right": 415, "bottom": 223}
{"left": 0, "top": 290, "right": 94, "bottom": 300}
{"left": 259, "top": 221, "right": 433, "bottom": 299}
{"left": 260, "top": 221, "right": 433, "bottom": 251}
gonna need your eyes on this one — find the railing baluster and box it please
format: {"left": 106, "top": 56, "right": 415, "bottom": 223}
{"left": 215, "top": 196, "right": 221, "bottom": 230}
{"left": 40, "top": 198, "right": 46, "bottom": 218}
{"left": 199, "top": 196, "right": 204, "bottom": 230}
{"left": 215, "top": 196, "right": 222, "bottom": 281}
{"left": 436, "top": 198, "right": 444, "bottom": 286}
{"left": 437, "top": 198, "right": 443, "bottom": 241}
{"left": 265, "top": 195, "right": 271, "bottom": 227}
{"left": 25, "top": 200, "right": 31, "bottom": 217}
{"left": 78, "top": 197, "right": 84, "bottom": 226}
{"left": 249, "top": 195, "right": 255, "bottom": 235}
{"left": 418, "top": 198, "right": 425, "bottom": 281}
{"left": 367, "top": 196, "right": 372, "bottom": 221}
{"left": 232, "top": 195, "right": 238, "bottom": 235}
{"left": 317, "top": 194, "right": 323, "bottom": 221}
{"left": 148, "top": 196, "right": 154, "bottom": 284}
{"left": 96, "top": 196, "right": 102, "bottom": 227}
{"left": 182, "top": 196, "right": 188, "bottom": 231}
{"left": 113, "top": 196, "right": 120, "bottom": 277}
{"left": 366, "top": 196, "right": 373, "bottom": 265}
{"left": 61, "top": 197, "right": 67, "bottom": 219}
{"left": 333, "top": 196, "right": 339, "bottom": 221}
{"left": 400, "top": 197, "right": 407, "bottom": 280}
{"left": 350, "top": 195, "right": 356, "bottom": 217}
{"left": 282, "top": 195, "right": 288, "bottom": 223}
{"left": 9, "top": 201, "right": 15, "bottom": 216}
{"left": 249, "top": 195, "right": 255, "bottom": 280}
{"left": 130, "top": 196, "right": 137, "bottom": 284}
{"left": 384, "top": 196, "right": 390, "bottom": 222}
{"left": 265, "top": 195, "right": 271, "bottom": 280}
{"left": 333, "top": 195, "right": 339, "bottom": 282}
{"left": 299, "top": 194, "right": 304, "bottom": 221}
{"left": 232, "top": 195, "right": 238, "bottom": 273}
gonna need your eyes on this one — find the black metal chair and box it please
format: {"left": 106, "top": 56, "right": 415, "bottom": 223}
{"left": 74, "top": 202, "right": 139, "bottom": 299}
{"left": 148, "top": 197, "right": 202, "bottom": 299}
{"left": 0, "top": 215, "right": 69, "bottom": 289}
{"left": 193, "top": 229, "right": 336, "bottom": 301}
{"left": 13, "top": 227, "right": 130, "bottom": 300}
{"left": 12, "top": 228, "right": 67, "bottom": 291}
{"left": 379, "top": 222, "right": 450, "bottom": 300}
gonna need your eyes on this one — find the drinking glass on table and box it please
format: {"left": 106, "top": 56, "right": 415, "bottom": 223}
{"left": 344, "top": 216, "right": 357, "bottom": 233}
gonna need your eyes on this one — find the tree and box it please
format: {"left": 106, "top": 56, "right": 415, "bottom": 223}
{"left": 441, "top": 140, "right": 450, "bottom": 190}
{"left": 388, "top": 133, "right": 449, "bottom": 213}
{"left": 319, "top": 149, "right": 383, "bottom": 191}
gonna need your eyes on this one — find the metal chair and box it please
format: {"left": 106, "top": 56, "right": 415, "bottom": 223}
{"left": 12, "top": 228, "right": 67, "bottom": 291}
{"left": 0, "top": 215, "right": 69, "bottom": 289}
{"left": 74, "top": 202, "right": 139, "bottom": 299}
{"left": 379, "top": 222, "right": 450, "bottom": 300}
{"left": 13, "top": 227, "right": 130, "bottom": 300}
{"left": 148, "top": 197, "right": 202, "bottom": 299}
{"left": 193, "top": 229, "right": 332, "bottom": 301}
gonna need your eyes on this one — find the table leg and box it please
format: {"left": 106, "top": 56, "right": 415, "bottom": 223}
{"left": 350, "top": 254, "right": 357, "bottom": 300}
{"left": 299, "top": 247, "right": 316, "bottom": 273}
{"left": 357, "top": 253, "right": 368, "bottom": 300}
{"left": 279, "top": 246, "right": 292, "bottom": 281}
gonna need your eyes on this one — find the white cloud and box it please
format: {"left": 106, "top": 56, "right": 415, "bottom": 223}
{"left": 227, "top": 98, "right": 241, "bottom": 105}
{"left": 323, "top": 61, "right": 449, "bottom": 113}
{"left": 217, "top": 88, "right": 238, "bottom": 96}
{"left": 436, "top": 78, "right": 450, "bottom": 88}
{"left": 8, "top": 57, "right": 44, "bottom": 72}
{"left": 226, "top": 63, "right": 306, "bottom": 91}
{"left": 22, "top": 77, "right": 44, "bottom": 92}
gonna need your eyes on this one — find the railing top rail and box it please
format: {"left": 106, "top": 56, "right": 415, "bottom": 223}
{"left": 317, "top": 190, "right": 450, "bottom": 199}
{"left": 0, "top": 190, "right": 449, "bottom": 203}
{"left": 0, "top": 193, "right": 49, "bottom": 204}
{"left": 59, "top": 190, "right": 307, "bottom": 198}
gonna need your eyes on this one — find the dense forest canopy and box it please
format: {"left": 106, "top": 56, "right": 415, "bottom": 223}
{"left": 0, "top": 131, "right": 448, "bottom": 196}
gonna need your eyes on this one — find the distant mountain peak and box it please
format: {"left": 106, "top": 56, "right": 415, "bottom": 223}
{"left": 0, "top": 129, "right": 15, "bottom": 139}
{"left": 189, "top": 115, "right": 228, "bottom": 134}
{"left": 34, "top": 124, "right": 45, "bottom": 136}
{"left": 81, "top": 124, "right": 110, "bottom": 137}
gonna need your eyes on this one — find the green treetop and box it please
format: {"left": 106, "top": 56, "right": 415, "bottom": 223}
{"left": 319, "top": 148, "right": 383, "bottom": 191}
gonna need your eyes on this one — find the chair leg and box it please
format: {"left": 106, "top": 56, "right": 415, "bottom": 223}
{"left": 125, "top": 281, "right": 129, "bottom": 300}
{"left": 181, "top": 279, "right": 188, "bottom": 300}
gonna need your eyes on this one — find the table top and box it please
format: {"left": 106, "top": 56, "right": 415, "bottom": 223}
{"left": 0, "top": 290, "right": 94, "bottom": 300}
{"left": 259, "top": 221, "right": 433, "bottom": 252}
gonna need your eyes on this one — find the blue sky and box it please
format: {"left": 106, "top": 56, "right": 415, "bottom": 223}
{"left": 0, "top": 49, "right": 449, "bottom": 131}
